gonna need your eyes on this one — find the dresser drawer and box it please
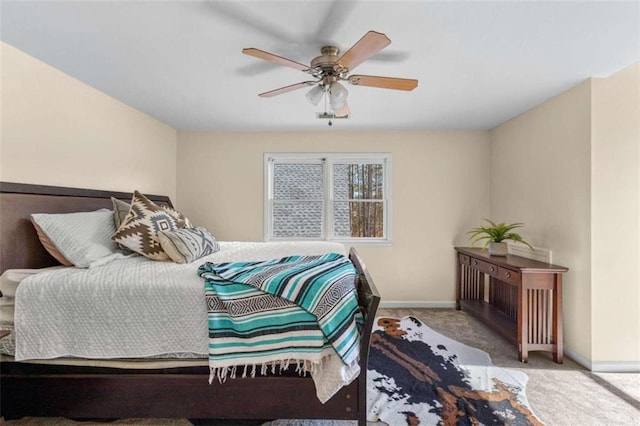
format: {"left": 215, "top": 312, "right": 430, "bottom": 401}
{"left": 498, "top": 267, "right": 520, "bottom": 285}
{"left": 459, "top": 254, "right": 470, "bottom": 265}
{"left": 469, "top": 257, "right": 498, "bottom": 277}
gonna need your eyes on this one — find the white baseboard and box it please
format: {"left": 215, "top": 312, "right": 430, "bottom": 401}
{"left": 379, "top": 300, "right": 457, "bottom": 309}
{"left": 564, "top": 348, "right": 592, "bottom": 370}
{"left": 591, "top": 361, "right": 640, "bottom": 373}
{"left": 562, "top": 348, "right": 640, "bottom": 372}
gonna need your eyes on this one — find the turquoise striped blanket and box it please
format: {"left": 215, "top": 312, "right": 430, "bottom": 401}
{"left": 198, "top": 252, "right": 362, "bottom": 382}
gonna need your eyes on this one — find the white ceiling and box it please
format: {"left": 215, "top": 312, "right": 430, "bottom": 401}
{"left": 1, "top": 1, "right": 638, "bottom": 131}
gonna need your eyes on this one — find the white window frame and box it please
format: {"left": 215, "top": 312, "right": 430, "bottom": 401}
{"left": 264, "top": 153, "right": 392, "bottom": 243}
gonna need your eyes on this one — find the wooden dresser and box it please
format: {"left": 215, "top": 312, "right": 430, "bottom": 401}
{"left": 455, "top": 247, "right": 568, "bottom": 363}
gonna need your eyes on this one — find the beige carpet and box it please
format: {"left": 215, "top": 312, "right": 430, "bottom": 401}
{"left": 3, "top": 308, "right": 639, "bottom": 425}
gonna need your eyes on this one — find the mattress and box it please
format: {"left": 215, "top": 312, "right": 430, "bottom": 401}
{"left": 9, "top": 241, "right": 347, "bottom": 361}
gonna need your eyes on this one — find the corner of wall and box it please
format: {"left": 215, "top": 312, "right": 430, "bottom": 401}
{"left": 590, "top": 62, "right": 640, "bottom": 364}
{"left": 488, "top": 79, "right": 593, "bottom": 365}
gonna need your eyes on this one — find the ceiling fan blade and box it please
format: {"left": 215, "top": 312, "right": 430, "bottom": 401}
{"left": 242, "top": 48, "right": 309, "bottom": 72}
{"left": 236, "top": 61, "right": 279, "bottom": 77}
{"left": 337, "top": 31, "right": 391, "bottom": 72}
{"left": 333, "top": 101, "right": 350, "bottom": 118}
{"left": 369, "top": 51, "right": 411, "bottom": 62}
{"left": 312, "top": 0, "right": 358, "bottom": 45}
{"left": 348, "top": 75, "right": 418, "bottom": 91}
{"left": 258, "top": 81, "right": 317, "bottom": 98}
{"left": 204, "top": 2, "right": 297, "bottom": 45}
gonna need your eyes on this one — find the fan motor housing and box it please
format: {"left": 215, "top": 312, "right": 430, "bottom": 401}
{"left": 310, "top": 46, "right": 345, "bottom": 75}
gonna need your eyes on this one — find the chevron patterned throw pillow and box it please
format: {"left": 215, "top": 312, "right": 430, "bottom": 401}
{"left": 112, "top": 191, "right": 191, "bottom": 261}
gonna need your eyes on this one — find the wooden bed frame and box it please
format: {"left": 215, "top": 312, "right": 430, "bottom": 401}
{"left": 0, "top": 182, "right": 381, "bottom": 424}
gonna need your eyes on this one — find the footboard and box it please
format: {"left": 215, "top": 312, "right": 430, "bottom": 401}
{"left": 350, "top": 246, "right": 382, "bottom": 425}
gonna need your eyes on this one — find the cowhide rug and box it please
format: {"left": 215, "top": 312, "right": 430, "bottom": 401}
{"left": 367, "top": 316, "right": 543, "bottom": 426}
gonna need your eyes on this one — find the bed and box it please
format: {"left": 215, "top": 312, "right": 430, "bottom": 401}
{"left": 0, "top": 181, "right": 380, "bottom": 425}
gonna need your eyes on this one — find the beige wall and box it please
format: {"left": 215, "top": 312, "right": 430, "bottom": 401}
{"left": 591, "top": 64, "right": 640, "bottom": 365}
{"left": 490, "top": 80, "right": 593, "bottom": 363}
{"left": 490, "top": 63, "right": 640, "bottom": 368}
{"left": 177, "top": 131, "right": 490, "bottom": 303}
{"left": 0, "top": 42, "right": 177, "bottom": 200}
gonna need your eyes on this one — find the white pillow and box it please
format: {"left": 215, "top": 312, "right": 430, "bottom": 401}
{"left": 0, "top": 298, "right": 14, "bottom": 323}
{"left": 31, "top": 209, "right": 121, "bottom": 268}
{"left": 0, "top": 266, "right": 67, "bottom": 324}
{"left": 0, "top": 266, "right": 67, "bottom": 298}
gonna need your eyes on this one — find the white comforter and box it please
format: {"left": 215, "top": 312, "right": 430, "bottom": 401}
{"left": 14, "top": 241, "right": 347, "bottom": 361}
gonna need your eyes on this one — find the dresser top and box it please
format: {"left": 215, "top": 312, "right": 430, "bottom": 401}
{"left": 455, "top": 247, "right": 569, "bottom": 272}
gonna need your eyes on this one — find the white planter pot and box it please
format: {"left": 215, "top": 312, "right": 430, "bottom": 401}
{"left": 488, "top": 242, "right": 508, "bottom": 256}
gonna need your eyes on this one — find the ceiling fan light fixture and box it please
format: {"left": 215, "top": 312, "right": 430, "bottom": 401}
{"left": 305, "top": 85, "right": 325, "bottom": 106}
{"left": 243, "top": 31, "right": 418, "bottom": 118}
{"left": 329, "top": 81, "right": 348, "bottom": 110}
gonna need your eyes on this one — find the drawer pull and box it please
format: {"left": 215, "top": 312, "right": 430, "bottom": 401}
{"left": 490, "top": 266, "right": 495, "bottom": 272}
{"left": 505, "top": 272, "right": 511, "bottom": 278}
{"left": 473, "top": 260, "right": 477, "bottom": 265}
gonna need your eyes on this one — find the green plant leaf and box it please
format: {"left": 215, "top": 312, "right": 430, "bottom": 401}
{"left": 467, "top": 219, "right": 533, "bottom": 250}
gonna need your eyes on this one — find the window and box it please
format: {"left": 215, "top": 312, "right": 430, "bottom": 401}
{"left": 265, "top": 153, "right": 391, "bottom": 242}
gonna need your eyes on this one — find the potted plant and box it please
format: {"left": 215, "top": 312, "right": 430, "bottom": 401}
{"left": 467, "top": 219, "right": 534, "bottom": 256}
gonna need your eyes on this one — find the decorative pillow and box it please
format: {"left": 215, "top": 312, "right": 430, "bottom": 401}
{"left": 31, "top": 209, "right": 121, "bottom": 268}
{"left": 111, "top": 197, "right": 131, "bottom": 229}
{"left": 110, "top": 197, "right": 136, "bottom": 253}
{"left": 158, "top": 227, "right": 220, "bottom": 264}
{"left": 112, "top": 191, "right": 191, "bottom": 261}
{"left": 112, "top": 196, "right": 192, "bottom": 230}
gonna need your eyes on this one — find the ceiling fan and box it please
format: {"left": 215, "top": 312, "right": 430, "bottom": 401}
{"left": 242, "top": 31, "right": 418, "bottom": 119}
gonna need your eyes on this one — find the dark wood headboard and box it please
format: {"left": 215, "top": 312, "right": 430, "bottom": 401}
{"left": 0, "top": 182, "right": 172, "bottom": 273}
